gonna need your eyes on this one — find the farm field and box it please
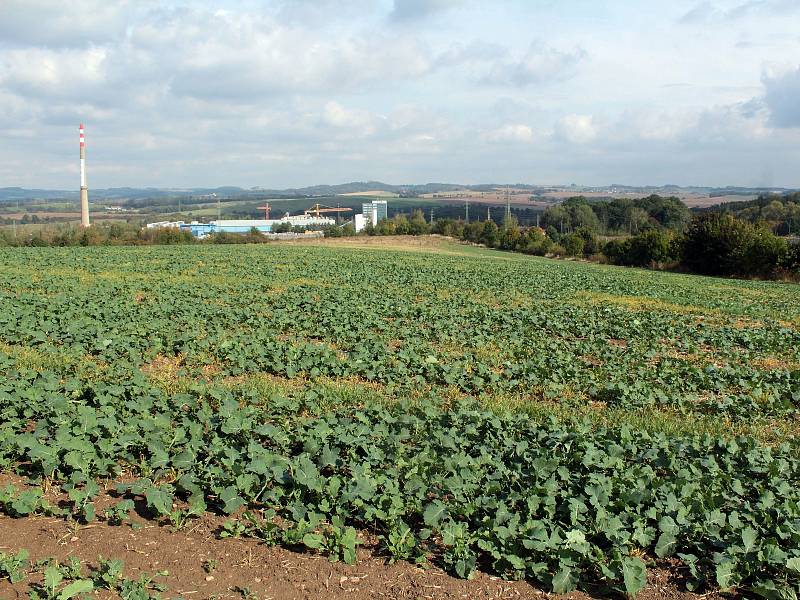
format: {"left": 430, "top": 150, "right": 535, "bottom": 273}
{"left": 1, "top": 238, "right": 799, "bottom": 599}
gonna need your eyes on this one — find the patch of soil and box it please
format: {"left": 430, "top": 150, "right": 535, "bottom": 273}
{"left": 0, "top": 474, "right": 716, "bottom": 600}
{"left": 140, "top": 354, "right": 185, "bottom": 379}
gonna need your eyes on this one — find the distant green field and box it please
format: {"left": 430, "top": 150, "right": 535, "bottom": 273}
{"left": 1, "top": 241, "right": 799, "bottom": 597}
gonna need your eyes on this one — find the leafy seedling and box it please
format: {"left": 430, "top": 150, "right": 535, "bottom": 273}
{"left": 0, "top": 549, "right": 30, "bottom": 583}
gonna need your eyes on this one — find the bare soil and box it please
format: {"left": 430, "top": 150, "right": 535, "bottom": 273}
{"left": 0, "top": 512, "right": 709, "bottom": 600}
{"left": 0, "top": 473, "right": 715, "bottom": 600}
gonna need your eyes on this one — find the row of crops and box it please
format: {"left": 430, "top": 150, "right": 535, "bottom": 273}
{"left": 1, "top": 244, "right": 799, "bottom": 597}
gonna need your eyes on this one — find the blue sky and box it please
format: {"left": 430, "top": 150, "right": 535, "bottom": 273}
{"left": 1, "top": 0, "right": 799, "bottom": 188}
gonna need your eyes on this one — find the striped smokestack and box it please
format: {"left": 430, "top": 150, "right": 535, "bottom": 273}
{"left": 79, "top": 123, "right": 90, "bottom": 227}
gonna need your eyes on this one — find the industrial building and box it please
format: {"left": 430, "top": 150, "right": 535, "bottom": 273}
{"left": 147, "top": 214, "right": 335, "bottom": 238}
{"left": 354, "top": 213, "right": 366, "bottom": 232}
{"left": 358, "top": 200, "right": 388, "bottom": 231}
{"left": 148, "top": 200, "right": 390, "bottom": 237}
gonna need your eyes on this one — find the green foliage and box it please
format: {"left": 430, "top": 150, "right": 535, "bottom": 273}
{"left": 92, "top": 557, "right": 125, "bottom": 590}
{"left": 605, "top": 229, "right": 680, "bottom": 267}
{"left": 383, "top": 520, "right": 425, "bottom": 564}
{"left": 1, "top": 244, "right": 800, "bottom": 597}
{"left": 65, "top": 478, "right": 99, "bottom": 523}
{"left": 103, "top": 500, "right": 134, "bottom": 525}
{"left": 220, "top": 511, "right": 282, "bottom": 545}
{"left": 561, "top": 232, "right": 585, "bottom": 256}
{"left": 92, "top": 557, "right": 166, "bottom": 600}
{"left": 0, "top": 551, "right": 166, "bottom": 600}
{"left": 783, "top": 242, "right": 800, "bottom": 274}
{"left": 541, "top": 194, "right": 690, "bottom": 235}
{"left": 0, "top": 549, "right": 30, "bottom": 583}
{"left": 0, "top": 485, "right": 60, "bottom": 518}
{"left": 708, "top": 192, "right": 800, "bottom": 235}
{"left": 28, "top": 564, "right": 93, "bottom": 600}
{"left": 302, "top": 517, "right": 360, "bottom": 564}
{"left": 683, "top": 213, "right": 789, "bottom": 277}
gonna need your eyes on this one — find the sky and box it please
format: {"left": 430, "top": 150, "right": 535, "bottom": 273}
{"left": 1, "top": 0, "right": 799, "bottom": 189}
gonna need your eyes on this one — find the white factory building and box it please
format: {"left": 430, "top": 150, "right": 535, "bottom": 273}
{"left": 355, "top": 200, "right": 388, "bottom": 232}
{"left": 147, "top": 214, "right": 335, "bottom": 238}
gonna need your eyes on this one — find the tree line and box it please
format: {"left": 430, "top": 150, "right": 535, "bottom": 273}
{"left": 696, "top": 192, "right": 800, "bottom": 235}
{"left": 356, "top": 200, "right": 798, "bottom": 280}
{"left": 2, "top": 194, "right": 798, "bottom": 280}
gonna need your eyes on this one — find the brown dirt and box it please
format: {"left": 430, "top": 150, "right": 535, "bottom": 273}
{"left": 0, "top": 513, "right": 708, "bottom": 600}
{"left": 0, "top": 474, "right": 714, "bottom": 600}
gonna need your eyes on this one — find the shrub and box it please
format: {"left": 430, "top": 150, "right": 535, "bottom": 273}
{"left": 625, "top": 229, "right": 677, "bottom": 266}
{"left": 738, "top": 228, "right": 789, "bottom": 277}
{"left": 408, "top": 210, "right": 430, "bottom": 236}
{"left": 144, "top": 227, "right": 195, "bottom": 245}
{"left": 521, "top": 228, "right": 552, "bottom": 256}
{"left": 602, "top": 238, "right": 631, "bottom": 264}
{"left": 561, "top": 233, "right": 585, "bottom": 256}
{"left": 480, "top": 221, "right": 499, "bottom": 247}
{"left": 575, "top": 227, "right": 600, "bottom": 255}
{"left": 783, "top": 242, "right": 800, "bottom": 273}
{"left": 682, "top": 213, "right": 788, "bottom": 278}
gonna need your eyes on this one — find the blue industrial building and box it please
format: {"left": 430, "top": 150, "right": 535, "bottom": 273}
{"left": 147, "top": 216, "right": 335, "bottom": 239}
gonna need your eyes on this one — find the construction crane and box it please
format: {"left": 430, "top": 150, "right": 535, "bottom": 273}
{"left": 304, "top": 203, "right": 353, "bottom": 218}
{"left": 256, "top": 203, "right": 271, "bottom": 220}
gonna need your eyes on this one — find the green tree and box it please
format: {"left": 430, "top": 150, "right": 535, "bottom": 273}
{"left": 573, "top": 204, "right": 601, "bottom": 232}
{"left": 574, "top": 227, "right": 600, "bottom": 254}
{"left": 617, "top": 230, "right": 678, "bottom": 266}
{"left": 625, "top": 207, "right": 650, "bottom": 234}
{"left": 682, "top": 213, "right": 788, "bottom": 277}
{"left": 561, "top": 233, "right": 585, "bottom": 256}
{"left": 480, "top": 220, "right": 499, "bottom": 247}
{"left": 541, "top": 206, "right": 570, "bottom": 234}
{"left": 408, "top": 210, "right": 430, "bottom": 235}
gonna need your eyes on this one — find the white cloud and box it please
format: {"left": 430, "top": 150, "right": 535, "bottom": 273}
{"left": 554, "top": 115, "right": 598, "bottom": 144}
{"left": 0, "top": 46, "right": 112, "bottom": 101}
{"left": 484, "top": 41, "right": 587, "bottom": 87}
{"left": 0, "top": 2, "right": 798, "bottom": 188}
{"left": 0, "top": 0, "right": 134, "bottom": 47}
{"left": 321, "top": 102, "right": 380, "bottom": 137}
{"left": 389, "top": 0, "right": 466, "bottom": 22}
{"left": 485, "top": 124, "right": 534, "bottom": 143}
{"left": 143, "top": 10, "right": 436, "bottom": 99}
{"left": 762, "top": 65, "right": 800, "bottom": 128}
{"left": 678, "top": 0, "right": 800, "bottom": 24}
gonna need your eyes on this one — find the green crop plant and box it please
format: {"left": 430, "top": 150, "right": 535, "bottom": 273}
{"left": 301, "top": 517, "right": 360, "bottom": 564}
{"left": 103, "top": 499, "right": 135, "bottom": 525}
{"left": 0, "top": 485, "right": 61, "bottom": 518}
{"left": 64, "top": 478, "right": 99, "bottom": 523}
{"left": 28, "top": 564, "right": 93, "bottom": 600}
{"left": 0, "top": 549, "right": 30, "bottom": 583}
{"left": 0, "top": 244, "right": 799, "bottom": 597}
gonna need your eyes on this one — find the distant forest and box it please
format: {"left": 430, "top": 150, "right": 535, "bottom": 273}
{"left": 696, "top": 192, "right": 800, "bottom": 235}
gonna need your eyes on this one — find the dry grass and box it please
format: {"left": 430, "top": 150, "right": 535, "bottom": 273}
{"left": 291, "top": 235, "right": 477, "bottom": 256}
{"left": 576, "top": 291, "right": 709, "bottom": 315}
{"left": 752, "top": 356, "right": 800, "bottom": 371}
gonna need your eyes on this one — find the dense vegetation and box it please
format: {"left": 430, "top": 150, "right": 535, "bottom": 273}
{"left": 1, "top": 244, "right": 800, "bottom": 598}
{"left": 699, "top": 192, "right": 800, "bottom": 236}
{"left": 354, "top": 195, "right": 797, "bottom": 279}
{"left": 539, "top": 195, "right": 692, "bottom": 235}
{"left": 2, "top": 192, "right": 798, "bottom": 281}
